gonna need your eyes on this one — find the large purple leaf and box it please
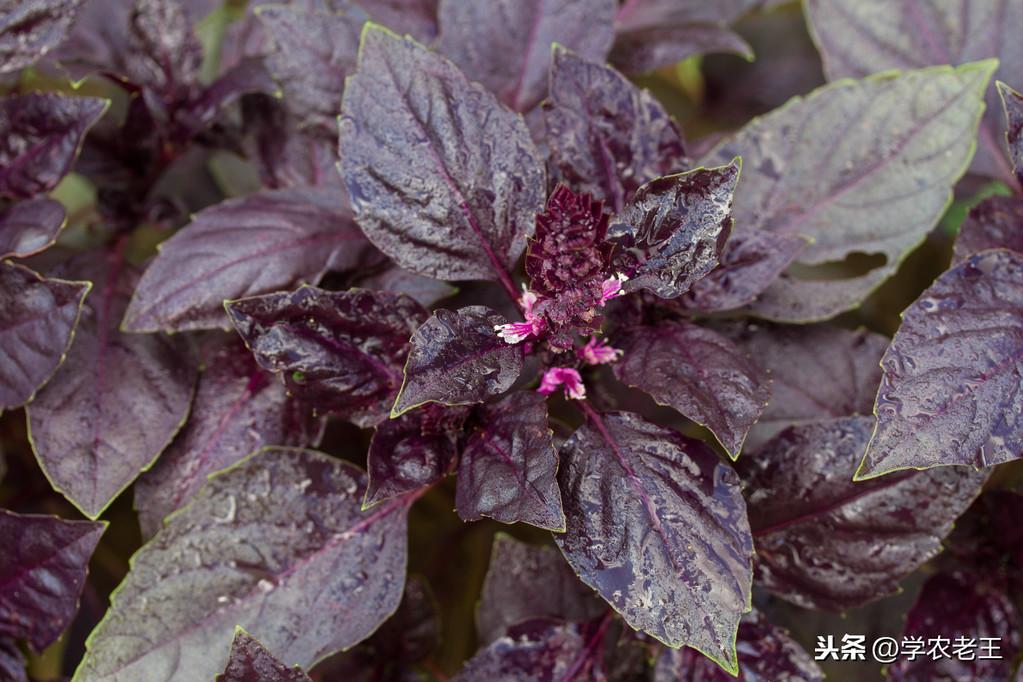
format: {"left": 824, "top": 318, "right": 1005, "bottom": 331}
{"left": 614, "top": 320, "right": 770, "bottom": 457}
{"left": 476, "top": 535, "right": 604, "bottom": 645}
{"left": 257, "top": 4, "right": 363, "bottom": 136}
{"left": 27, "top": 255, "right": 197, "bottom": 519}
{"left": 74, "top": 448, "right": 411, "bottom": 682}
{"left": 0, "top": 93, "right": 108, "bottom": 199}
{"left": 227, "top": 286, "right": 426, "bottom": 427}
{"left": 0, "top": 0, "right": 87, "bottom": 73}
{"left": 123, "top": 188, "right": 371, "bottom": 332}
{"left": 1000, "top": 81, "right": 1023, "bottom": 184}
{"left": 338, "top": 26, "right": 545, "bottom": 283}
{"left": 456, "top": 391, "right": 565, "bottom": 531}
{"left": 888, "top": 571, "right": 1021, "bottom": 682}
{"left": 436, "top": 0, "right": 616, "bottom": 114}
{"left": 678, "top": 231, "right": 807, "bottom": 313}
{"left": 453, "top": 618, "right": 608, "bottom": 681}
{"left": 700, "top": 62, "right": 993, "bottom": 321}
{"left": 364, "top": 404, "right": 465, "bottom": 509}
{"left": 0, "top": 262, "right": 89, "bottom": 411}
{"left": 805, "top": 0, "right": 1023, "bottom": 188}
{"left": 720, "top": 322, "right": 887, "bottom": 450}
{"left": 609, "top": 162, "right": 738, "bottom": 299}
{"left": 0, "top": 198, "right": 65, "bottom": 259}
{"left": 610, "top": 0, "right": 755, "bottom": 75}
{"left": 134, "top": 337, "right": 324, "bottom": 539}
{"left": 953, "top": 195, "right": 1023, "bottom": 264}
{"left": 543, "top": 47, "right": 687, "bottom": 214}
{"left": 217, "top": 630, "right": 311, "bottom": 682}
{"left": 357, "top": 265, "right": 457, "bottom": 307}
{"left": 391, "top": 306, "right": 524, "bottom": 417}
{"left": 858, "top": 249, "right": 1023, "bottom": 478}
{"left": 0, "top": 510, "right": 105, "bottom": 652}
{"left": 740, "top": 416, "right": 987, "bottom": 611}
{"left": 555, "top": 410, "right": 753, "bottom": 674}
{"left": 653, "top": 609, "right": 823, "bottom": 682}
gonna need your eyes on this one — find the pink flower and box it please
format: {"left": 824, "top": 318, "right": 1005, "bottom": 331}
{"left": 579, "top": 337, "right": 622, "bottom": 365}
{"left": 598, "top": 274, "right": 629, "bottom": 306}
{"left": 537, "top": 367, "right": 586, "bottom": 400}
{"left": 494, "top": 288, "right": 545, "bottom": 344}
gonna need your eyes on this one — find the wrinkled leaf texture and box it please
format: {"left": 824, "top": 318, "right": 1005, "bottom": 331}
{"left": 216, "top": 629, "right": 311, "bottom": 682}
{"left": 74, "top": 448, "right": 410, "bottom": 682}
{"left": 953, "top": 195, "right": 1023, "bottom": 264}
{"left": 700, "top": 62, "right": 993, "bottom": 321}
{"left": 741, "top": 416, "right": 988, "bottom": 611}
{"left": 556, "top": 411, "right": 753, "bottom": 674}
{"left": 0, "top": 0, "right": 87, "bottom": 74}
{"left": 999, "top": 81, "right": 1023, "bottom": 184}
{"left": 339, "top": 25, "right": 546, "bottom": 282}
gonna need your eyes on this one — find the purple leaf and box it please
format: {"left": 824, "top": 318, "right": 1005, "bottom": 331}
{"left": 27, "top": 254, "right": 197, "bottom": 519}
{"left": 364, "top": 404, "right": 465, "bottom": 508}
{"left": 1000, "top": 81, "right": 1023, "bottom": 185}
{"left": 611, "top": 0, "right": 756, "bottom": 75}
{"left": 0, "top": 0, "right": 86, "bottom": 74}
{"left": 0, "top": 198, "right": 66, "bottom": 259}
{"left": 0, "top": 510, "right": 105, "bottom": 652}
{"left": 74, "top": 448, "right": 411, "bottom": 682}
{"left": 456, "top": 391, "right": 565, "bottom": 531}
{"left": 354, "top": 0, "right": 437, "bottom": 43}
{"left": 609, "top": 161, "right": 738, "bottom": 299}
{"left": 476, "top": 535, "right": 604, "bottom": 644}
{"left": 0, "top": 93, "right": 108, "bottom": 199}
{"left": 555, "top": 410, "right": 753, "bottom": 673}
{"left": 391, "top": 306, "right": 524, "bottom": 417}
{"left": 888, "top": 571, "right": 1021, "bottom": 682}
{"left": 123, "top": 188, "right": 372, "bottom": 332}
{"left": 227, "top": 286, "right": 425, "bottom": 427}
{"left": 453, "top": 618, "right": 609, "bottom": 681}
{"left": 0, "top": 639, "right": 26, "bottom": 682}
{"left": 739, "top": 416, "right": 987, "bottom": 611}
{"left": 700, "top": 62, "right": 993, "bottom": 321}
{"left": 953, "top": 195, "right": 1023, "bottom": 264}
{"left": 357, "top": 265, "right": 457, "bottom": 307}
{"left": 122, "top": 0, "right": 203, "bottom": 101}
{"left": 543, "top": 47, "right": 688, "bottom": 214}
{"left": 338, "top": 26, "right": 545, "bottom": 284}
{"left": 858, "top": 249, "right": 1023, "bottom": 478}
{"left": 257, "top": 4, "right": 363, "bottom": 136}
{"left": 437, "top": 0, "right": 616, "bottom": 113}
{"left": 217, "top": 630, "right": 311, "bottom": 682}
{"left": 615, "top": 320, "right": 769, "bottom": 457}
{"left": 185, "top": 57, "right": 280, "bottom": 129}
{"left": 653, "top": 609, "right": 823, "bottom": 682}
{"left": 720, "top": 322, "right": 887, "bottom": 450}
{"left": 678, "top": 231, "right": 808, "bottom": 313}
{"left": 805, "top": 0, "right": 1023, "bottom": 188}
{"left": 0, "top": 262, "right": 89, "bottom": 410}
{"left": 134, "top": 337, "right": 325, "bottom": 539}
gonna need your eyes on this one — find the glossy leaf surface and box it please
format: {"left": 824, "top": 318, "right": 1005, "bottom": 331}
{"left": 216, "top": 630, "right": 311, "bottom": 682}
{"left": 741, "top": 417, "right": 987, "bottom": 611}
{"left": 227, "top": 286, "right": 426, "bottom": 428}
{"left": 0, "top": 639, "right": 25, "bottom": 682}
{"left": 0, "top": 198, "right": 65, "bottom": 259}
{"left": 453, "top": 618, "right": 605, "bottom": 681}
{"left": 391, "top": 306, "right": 523, "bottom": 417}
{"left": 357, "top": 265, "right": 457, "bottom": 307}
{"left": 953, "top": 195, "right": 1023, "bottom": 264}
{"left": 28, "top": 256, "right": 197, "bottom": 518}
{"left": 339, "top": 26, "right": 546, "bottom": 281}
{"left": 437, "top": 0, "right": 616, "bottom": 113}
{"left": 653, "top": 609, "right": 823, "bottom": 682}
{"left": 700, "top": 62, "right": 993, "bottom": 321}
{"left": 134, "top": 338, "right": 324, "bottom": 539}
{"left": 805, "top": 0, "right": 1023, "bottom": 186}
{"left": 0, "top": 0, "right": 86, "bottom": 73}
{"left": 0, "top": 510, "right": 104, "bottom": 651}
{"left": 124, "top": 188, "right": 370, "bottom": 332}
{"left": 543, "top": 47, "right": 687, "bottom": 213}
{"left": 615, "top": 320, "right": 769, "bottom": 457}
{"left": 859, "top": 249, "right": 1023, "bottom": 477}
{"left": 75, "top": 448, "right": 409, "bottom": 682}
{"left": 476, "top": 535, "right": 603, "bottom": 644}
{"left": 0, "top": 93, "right": 107, "bottom": 199}
{"left": 257, "top": 4, "right": 363, "bottom": 135}
{"left": 610, "top": 162, "right": 738, "bottom": 298}
{"left": 0, "top": 262, "right": 89, "bottom": 410}
{"left": 555, "top": 411, "right": 753, "bottom": 673}
{"left": 456, "top": 391, "right": 565, "bottom": 531}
